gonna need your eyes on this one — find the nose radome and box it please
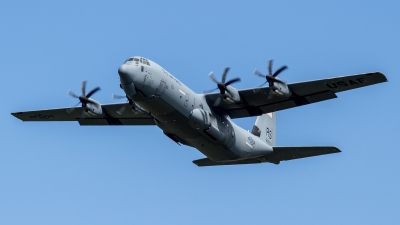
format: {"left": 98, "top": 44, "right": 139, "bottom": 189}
{"left": 118, "top": 64, "right": 133, "bottom": 84}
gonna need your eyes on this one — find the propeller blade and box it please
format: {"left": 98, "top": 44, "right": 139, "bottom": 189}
{"left": 208, "top": 72, "right": 219, "bottom": 84}
{"left": 66, "top": 102, "right": 81, "bottom": 113}
{"left": 225, "top": 77, "right": 241, "bottom": 86}
{"left": 204, "top": 87, "right": 219, "bottom": 93}
{"left": 267, "top": 89, "right": 274, "bottom": 99}
{"left": 221, "top": 67, "right": 230, "bottom": 83}
{"left": 254, "top": 69, "right": 266, "bottom": 78}
{"left": 66, "top": 107, "right": 75, "bottom": 113}
{"left": 258, "top": 80, "right": 268, "bottom": 87}
{"left": 68, "top": 90, "right": 79, "bottom": 98}
{"left": 272, "top": 65, "right": 288, "bottom": 77}
{"left": 81, "top": 80, "right": 87, "bottom": 96}
{"left": 117, "top": 105, "right": 126, "bottom": 115}
{"left": 112, "top": 94, "right": 126, "bottom": 100}
{"left": 86, "top": 87, "right": 101, "bottom": 98}
{"left": 213, "top": 96, "right": 222, "bottom": 106}
{"left": 268, "top": 59, "right": 273, "bottom": 75}
{"left": 80, "top": 110, "right": 86, "bottom": 119}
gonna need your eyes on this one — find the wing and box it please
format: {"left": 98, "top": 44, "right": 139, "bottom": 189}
{"left": 193, "top": 146, "right": 340, "bottom": 166}
{"left": 11, "top": 103, "right": 155, "bottom": 125}
{"left": 205, "top": 72, "right": 387, "bottom": 119}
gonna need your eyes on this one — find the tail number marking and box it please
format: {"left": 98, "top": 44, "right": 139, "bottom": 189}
{"left": 266, "top": 128, "right": 272, "bottom": 140}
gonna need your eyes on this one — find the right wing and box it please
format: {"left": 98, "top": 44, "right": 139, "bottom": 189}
{"left": 205, "top": 72, "right": 387, "bottom": 119}
{"left": 11, "top": 103, "right": 155, "bottom": 126}
{"left": 193, "top": 146, "right": 340, "bottom": 166}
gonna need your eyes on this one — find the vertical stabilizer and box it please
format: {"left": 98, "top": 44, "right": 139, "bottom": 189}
{"left": 251, "top": 112, "right": 276, "bottom": 146}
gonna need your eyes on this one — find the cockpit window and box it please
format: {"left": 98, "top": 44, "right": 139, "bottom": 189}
{"left": 124, "top": 58, "right": 134, "bottom": 63}
{"left": 125, "top": 57, "right": 150, "bottom": 66}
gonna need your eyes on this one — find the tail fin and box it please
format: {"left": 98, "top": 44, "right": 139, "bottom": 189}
{"left": 251, "top": 112, "right": 276, "bottom": 146}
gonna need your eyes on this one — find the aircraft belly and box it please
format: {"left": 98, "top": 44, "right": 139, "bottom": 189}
{"left": 138, "top": 96, "right": 238, "bottom": 161}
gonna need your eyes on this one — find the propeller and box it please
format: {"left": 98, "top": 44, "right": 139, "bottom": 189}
{"left": 66, "top": 80, "right": 101, "bottom": 113}
{"left": 254, "top": 59, "right": 288, "bottom": 87}
{"left": 205, "top": 67, "right": 241, "bottom": 106}
{"left": 112, "top": 94, "right": 129, "bottom": 115}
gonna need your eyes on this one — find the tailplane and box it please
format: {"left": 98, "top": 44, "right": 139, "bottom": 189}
{"left": 252, "top": 112, "right": 276, "bottom": 146}
{"left": 193, "top": 147, "right": 341, "bottom": 166}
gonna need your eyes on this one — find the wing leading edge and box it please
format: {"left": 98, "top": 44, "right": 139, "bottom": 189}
{"left": 11, "top": 103, "right": 155, "bottom": 126}
{"left": 205, "top": 72, "right": 387, "bottom": 119}
{"left": 193, "top": 146, "right": 341, "bottom": 166}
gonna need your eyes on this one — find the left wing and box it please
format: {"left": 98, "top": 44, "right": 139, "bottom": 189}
{"left": 11, "top": 103, "right": 155, "bottom": 125}
{"left": 205, "top": 72, "right": 387, "bottom": 119}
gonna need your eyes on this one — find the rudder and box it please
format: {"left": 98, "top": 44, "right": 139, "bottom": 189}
{"left": 251, "top": 112, "right": 276, "bottom": 146}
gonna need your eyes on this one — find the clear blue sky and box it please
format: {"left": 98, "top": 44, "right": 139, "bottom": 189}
{"left": 1, "top": 1, "right": 399, "bottom": 224}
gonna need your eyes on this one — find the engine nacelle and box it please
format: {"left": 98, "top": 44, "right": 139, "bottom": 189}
{"left": 84, "top": 101, "right": 103, "bottom": 117}
{"left": 223, "top": 86, "right": 241, "bottom": 104}
{"left": 272, "top": 80, "right": 292, "bottom": 97}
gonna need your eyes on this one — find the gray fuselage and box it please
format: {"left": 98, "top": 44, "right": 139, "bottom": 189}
{"left": 118, "top": 57, "right": 272, "bottom": 161}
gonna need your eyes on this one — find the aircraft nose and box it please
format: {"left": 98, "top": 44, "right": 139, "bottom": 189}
{"left": 118, "top": 64, "right": 133, "bottom": 84}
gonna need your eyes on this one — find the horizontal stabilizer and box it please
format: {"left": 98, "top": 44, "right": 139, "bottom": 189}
{"left": 193, "top": 146, "right": 340, "bottom": 167}
{"left": 266, "top": 146, "right": 341, "bottom": 164}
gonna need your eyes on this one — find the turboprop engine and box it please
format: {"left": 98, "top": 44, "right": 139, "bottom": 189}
{"left": 206, "top": 67, "right": 242, "bottom": 106}
{"left": 254, "top": 59, "right": 292, "bottom": 98}
{"left": 66, "top": 80, "right": 103, "bottom": 117}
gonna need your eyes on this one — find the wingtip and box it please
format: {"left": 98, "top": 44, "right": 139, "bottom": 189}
{"left": 370, "top": 71, "right": 388, "bottom": 82}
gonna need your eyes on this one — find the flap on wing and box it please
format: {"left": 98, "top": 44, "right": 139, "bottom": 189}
{"left": 78, "top": 118, "right": 155, "bottom": 125}
{"left": 226, "top": 90, "right": 337, "bottom": 119}
{"left": 193, "top": 158, "right": 262, "bottom": 167}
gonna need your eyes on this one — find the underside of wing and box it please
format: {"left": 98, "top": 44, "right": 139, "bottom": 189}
{"left": 205, "top": 72, "right": 387, "bottom": 119}
{"left": 193, "top": 146, "right": 340, "bottom": 166}
{"left": 11, "top": 103, "right": 155, "bottom": 125}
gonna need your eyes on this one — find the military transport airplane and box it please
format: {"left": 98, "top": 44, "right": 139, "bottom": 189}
{"left": 11, "top": 57, "right": 388, "bottom": 166}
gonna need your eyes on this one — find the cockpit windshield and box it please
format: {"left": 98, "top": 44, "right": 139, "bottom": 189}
{"left": 124, "top": 57, "right": 149, "bottom": 66}
{"left": 124, "top": 58, "right": 134, "bottom": 63}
